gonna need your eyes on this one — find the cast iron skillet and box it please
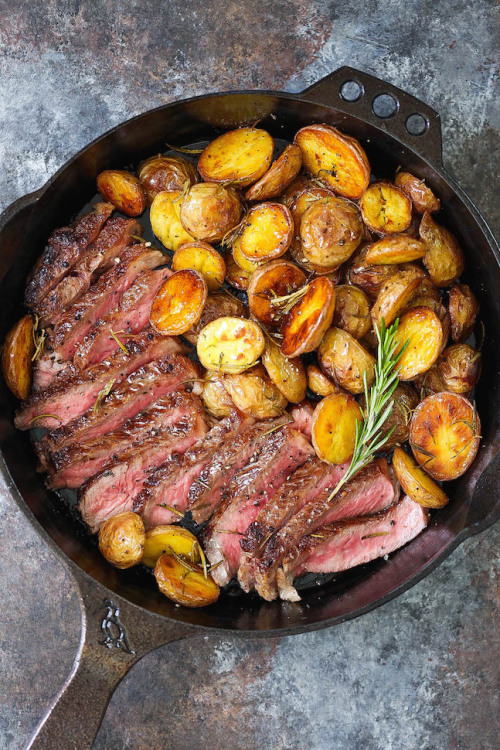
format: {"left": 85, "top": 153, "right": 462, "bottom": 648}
{"left": 0, "top": 67, "right": 499, "bottom": 749}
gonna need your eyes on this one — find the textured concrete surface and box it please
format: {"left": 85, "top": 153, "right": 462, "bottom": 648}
{"left": 0, "top": 1, "right": 499, "bottom": 749}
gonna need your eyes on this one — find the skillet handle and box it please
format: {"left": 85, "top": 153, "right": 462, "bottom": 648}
{"left": 300, "top": 66, "right": 443, "bottom": 167}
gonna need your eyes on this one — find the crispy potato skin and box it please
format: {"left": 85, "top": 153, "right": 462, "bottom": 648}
{"left": 98, "top": 512, "right": 145, "bottom": 569}
{"left": 392, "top": 447, "right": 448, "bottom": 508}
{"left": 300, "top": 195, "right": 363, "bottom": 268}
{"left": 448, "top": 284, "right": 478, "bottom": 342}
{"left": 288, "top": 238, "right": 342, "bottom": 277}
{"left": 280, "top": 277, "right": 336, "bottom": 357}
{"left": 223, "top": 363, "right": 288, "bottom": 418}
{"left": 394, "top": 306, "right": 444, "bottom": 380}
{"left": 183, "top": 291, "right": 247, "bottom": 345}
{"left": 198, "top": 128, "right": 274, "bottom": 187}
{"left": 2, "top": 315, "right": 35, "bottom": 400}
{"left": 371, "top": 265, "right": 426, "bottom": 328}
{"left": 262, "top": 339, "right": 307, "bottom": 403}
{"left": 180, "top": 183, "right": 241, "bottom": 243}
{"left": 318, "top": 327, "right": 376, "bottom": 394}
{"left": 138, "top": 155, "right": 198, "bottom": 203}
{"left": 365, "top": 235, "right": 427, "bottom": 265}
{"left": 332, "top": 284, "right": 371, "bottom": 339}
{"left": 150, "top": 269, "right": 207, "bottom": 337}
{"left": 289, "top": 185, "right": 335, "bottom": 235}
{"left": 143, "top": 526, "right": 200, "bottom": 568}
{"left": 359, "top": 181, "right": 413, "bottom": 234}
{"left": 394, "top": 172, "right": 440, "bottom": 214}
{"left": 173, "top": 242, "right": 226, "bottom": 292}
{"left": 97, "top": 169, "right": 147, "bottom": 217}
{"left": 420, "top": 212, "right": 465, "bottom": 287}
{"left": 247, "top": 260, "right": 307, "bottom": 329}
{"left": 150, "top": 190, "right": 195, "bottom": 251}
{"left": 348, "top": 244, "right": 398, "bottom": 300}
{"left": 202, "top": 370, "right": 234, "bottom": 417}
{"left": 245, "top": 144, "right": 302, "bottom": 202}
{"left": 414, "top": 364, "right": 448, "bottom": 398}
{"left": 361, "top": 382, "right": 419, "bottom": 450}
{"left": 239, "top": 203, "right": 294, "bottom": 261}
{"left": 306, "top": 363, "right": 341, "bottom": 397}
{"left": 437, "top": 343, "right": 481, "bottom": 394}
{"left": 197, "top": 316, "right": 265, "bottom": 374}
{"left": 311, "top": 392, "right": 362, "bottom": 464}
{"left": 409, "top": 392, "right": 480, "bottom": 481}
{"left": 154, "top": 553, "right": 219, "bottom": 607}
{"left": 225, "top": 252, "right": 251, "bottom": 290}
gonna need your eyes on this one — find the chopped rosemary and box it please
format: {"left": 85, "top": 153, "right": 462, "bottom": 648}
{"left": 361, "top": 532, "right": 391, "bottom": 539}
{"left": 157, "top": 503, "right": 185, "bottom": 518}
{"left": 93, "top": 378, "right": 116, "bottom": 413}
{"left": 269, "top": 284, "right": 310, "bottom": 315}
{"left": 214, "top": 529, "right": 244, "bottom": 535}
{"left": 109, "top": 329, "right": 128, "bottom": 354}
{"left": 31, "top": 315, "right": 47, "bottom": 362}
{"left": 198, "top": 543, "right": 208, "bottom": 580}
{"left": 28, "top": 413, "right": 62, "bottom": 425}
{"left": 310, "top": 533, "right": 325, "bottom": 539}
{"left": 260, "top": 410, "right": 293, "bottom": 437}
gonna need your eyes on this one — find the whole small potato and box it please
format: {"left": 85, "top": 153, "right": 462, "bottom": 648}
{"left": 180, "top": 183, "right": 242, "bottom": 243}
{"left": 138, "top": 155, "right": 198, "bottom": 203}
{"left": 318, "top": 327, "right": 375, "bottom": 394}
{"left": 394, "top": 172, "right": 440, "bottom": 214}
{"left": 97, "top": 169, "right": 147, "bottom": 217}
{"left": 202, "top": 370, "right": 234, "bottom": 418}
{"left": 223, "top": 363, "right": 288, "bottom": 418}
{"left": 437, "top": 344, "right": 481, "bottom": 394}
{"left": 448, "top": 284, "right": 479, "bottom": 342}
{"left": 348, "top": 244, "right": 397, "bottom": 300}
{"left": 98, "top": 511, "right": 145, "bottom": 569}
{"left": 332, "top": 285, "right": 371, "bottom": 339}
{"left": 306, "top": 363, "right": 341, "bottom": 397}
{"left": 300, "top": 195, "right": 363, "bottom": 268}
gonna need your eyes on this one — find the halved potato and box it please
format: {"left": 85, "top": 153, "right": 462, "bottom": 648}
{"left": 311, "top": 392, "right": 363, "bottom": 465}
{"left": 359, "top": 181, "right": 413, "bottom": 234}
{"left": 332, "top": 284, "right": 371, "bottom": 339}
{"left": 300, "top": 195, "right": 363, "bottom": 268}
{"left": 392, "top": 447, "right": 448, "bottom": 508}
{"left": 245, "top": 144, "right": 302, "bottom": 201}
{"left": 179, "top": 183, "right": 242, "bottom": 243}
{"left": 409, "top": 392, "right": 480, "bottom": 480}
{"left": 365, "top": 235, "right": 427, "bottom": 265}
{"left": 154, "top": 553, "right": 219, "bottom": 608}
{"left": 306, "top": 363, "right": 341, "bottom": 397}
{"left": 448, "top": 284, "right": 478, "bottom": 342}
{"left": 225, "top": 252, "right": 252, "bottom": 290}
{"left": 202, "top": 370, "right": 234, "bottom": 418}
{"left": 97, "top": 169, "right": 146, "bottom": 217}
{"left": 150, "top": 269, "right": 207, "bottom": 336}
{"left": 318, "top": 327, "right": 376, "bottom": 394}
{"left": 150, "top": 190, "right": 195, "bottom": 251}
{"left": 183, "top": 291, "right": 248, "bottom": 346}
{"left": 348, "top": 244, "right": 398, "bottom": 299}
{"left": 143, "top": 526, "right": 201, "bottom": 568}
{"left": 138, "top": 155, "right": 199, "bottom": 203}
{"left": 394, "top": 306, "right": 444, "bottom": 380}
{"left": 239, "top": 203, "right": 293, "bottom": 261}
{"left": 247, "top": 260, "right": 307, "bottom": 329}
{"left": 294, "top": 124, "right": 370, "bottom": 199}
{"left": 394, "top": 172, "right": 440, "bottom": 214}
{"left": 173, "top": 242, "right": 226, "bottom": 291}
{"left": 197, "top": 316, "right": 265, "bottom": 373}
{"left": 232, "top": 237, "right": 264, "bottom": 273}
{"left": 288, "top": 238, "right": 341, "bottom": 276}
{"left": 2, "top": 314, "right": 35, "bottom": 400}
{"left": 280, "top": 277, "right": 336, "bottom": 357}
{"left": 371, "top": 265, "right": 426, "bottom": 328}
{"left": 361, "top": 382, "right": 419, "bottom": 450}
{"left": 98, "top": 511, "right": 145, "bottom": 569}
{"left": 280, "top": 175, "right": 314, "bottom": 208}
{"left": 437, "top": 344, "right": 481, "bottom": 394}
{"left": 198, "top": 128, "right": 274, "bottom": 187}
{"left": 223, "top": 363, "right": 288, "bottom": 418}
{"left": 289, "top": 185, "right": 334, "bottom": 234}
{"left": 420, "top": 212, "right": 465, "bottom": 288}
{"left": 262, "top": 338, "right": 307, "bottom": 403}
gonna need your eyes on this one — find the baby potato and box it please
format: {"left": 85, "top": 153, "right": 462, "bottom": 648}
{"left": 225, "top": 252, "right": 252, "bottom": 290}
{"left": 262, "top": 338, "right": 307, "bottom": 403}
{"left": 173, "top": 242, "right": 226, "bottom": 292}
{"left": 97, "top": 169, "right": 147, "bottom": 217}
{"left": 150, "top": 269, "right": 207, "bottom": 336}
{"left": 420, "top": 212, "right": 465, "bottom": 288}
{"left": 247, "top": 260, "right": 307, "bottom": 329}
{"left": 348, "top": 244, "right": 398, "bottom": 300}
{"left": 280, "top": 277, "right": 336, "bottom": 357}
{"left": 183, "top": 291, "right": 247, "bottom": 346}
{"left": 448, "top": 284, "right": 478, "bottom": 342}
{"left": 180, "top": 183, "right": 242, "bottom": 243}
{"left": 198, "top": 127, "right": 274, "bottom": 187}
{"left": 437, "top": 344, "right": 481, "bottom": 394}
{"left": 98, "top": 511, "right": 145, "bottom": 569}
{"left": 394, "top": 306, "right": 444, "bottom": 381}
{"left": 294, "top": 123, "right": 370, "bottom": 199}
{"left": 288, "top": 238, "right": 341, "bottom": 277}
{"left": 300, "top": 195, "right": 363, "bottom": 268}
{"left": 364, "top": 235, "right": 427, "bottom": 265}
{"left": 231, "top": 238, "right": 264, "bottom": 274}
{"left": 150, "top": 190, "right": 195, "bottom": 252}
{"left": 2, "top": 314, "right": 35, "bottom": 400}
{"left": 311, "top": 392, "right": 363, "bottom": 465}
{"left": 289, "top": 185, "right": 334, "bottom": 234}
{"left": 392, "top": 447, "right": 448, "bottom": 508}
{"left": 142, "top": 525, "right": 201, "bottom": 568}
{"left": 332, "top": 284, "right": 371, "bottom": 339}
{"left": 239, "top": 203, "right": 294, "bottom": 261}
{"left": 280, "top": 174, "right": 315, "bottom": 208}
{"left": 197, "top": 316, "right": 265, "bottom": 374}
{"left": 394, "top": 172, "right": 440, "bottom": 214}
{"left": 245, "top": 144, "right": 302, "bottom": 202}
{"left": 414, "top": 365, "right": 448, "bottom": 398}
{"left": 306, "top": 363, "right": 341, "bottom": 397}
{"left": 409, "top": 392, "right": 480, "bottom": 481}
{"left": 318, "top": 327, "right": 376, "bottom": 394}
{"left": 371, "top": 265, "right": 426, "bottom": 328}
{"left": 361, "top": 383, "right": 419, "bottom": 449}
{"left": 223, "top": 363, "right": 288, "bottom": 418}
{"left": 202, "top": 370, "right": 234, "bottom": 418}
{"left": 154, "top": 553, "right": 219, "bottom": 608}
{"left": 138, "top": 155, "right": 199, "bottom": 203}
{"left": 359, "top": 181, "right": 413, "bottom": 234}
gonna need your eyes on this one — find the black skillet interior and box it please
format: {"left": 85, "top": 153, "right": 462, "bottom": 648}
{"left": 0, "top": 87, "right": 499, "bottom": 633}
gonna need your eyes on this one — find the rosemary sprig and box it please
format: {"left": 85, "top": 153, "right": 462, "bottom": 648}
{"left": 93, "top": 378, "right": 116, "bottom": 413}
{"left": 269, "top": 284, "right": 310, "bottom": 315}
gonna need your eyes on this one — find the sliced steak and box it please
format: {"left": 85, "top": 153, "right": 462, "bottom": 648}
{"left": 289, "top": 400, "right": 315, "bottom": 440}
{"left": 277, "top": 496, "right": 429, "bottom": 601}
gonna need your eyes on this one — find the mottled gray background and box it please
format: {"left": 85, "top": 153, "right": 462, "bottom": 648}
{"left": 0, "top": 1, "right": 499, "bottom": 749}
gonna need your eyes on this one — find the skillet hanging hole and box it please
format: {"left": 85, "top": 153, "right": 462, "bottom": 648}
{"left": 339, "top": 80, "right": 363, "bottom": 102}
{"left": 372, "top": 93, "right": 399, "bottom": 119}
{"left": 406, "top": 113, "right": 429, "bottom": 136}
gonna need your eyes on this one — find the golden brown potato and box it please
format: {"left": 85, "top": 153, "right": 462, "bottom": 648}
{"left": 392, "top": 447, "right": 448, "bottom": 508}
{"left": 97, "top": 169, "right": 147, "bottom": 217}
{"left": 150, "top": 190, "right": 195, "bottom": 252}
{"left": 223, "top": 363, "right": 288, "bottom": 418}
{"left": 197, "top": 316, "right": 265, "bottom": 373}
{"left": 288, "top": 238, "right": 341, "bottom": 277}
{"left": 394, "top": 306, "right": 444, "bottom": 380}
{"left": 289, "top": 185, "right": 334, "bottom": 234}
{"left": 364, "top": 235, "right": 427, "bottom": 265}
{"left": 414, "top": 365, "right": 448, "bottom": 398}
{"left": 247, "top": 260, "right": 307, "bottom": 329}
{"left": 294, "top": 124, "right": 370, "bottom": 199}
{"left": 239, "top": 203, "right": 293, "bottom": 261}
{"left": 420, "top": 212, "right": 465, "bottom": 288}
{"left": 225, "top": 252, "right": 252, "bottom": 290}
{"left": 409, "top": 392, "right": 480, "bottom": 480}
{"left": 2, "top": 315, "right": 35, "bottom": 400}
{"left": 348, "top": 244, "right": 398, "bottom": 300}
{"left": 311, "top": 392, "right": 362, "bottom": 464}
{"left": 245, "top": 144, "right": 302, "bottom": 201}
{"left": 150, "top": 269, "right": 207, "bottom": 336}
{"left": 154, "top": 553, "right": 219, "bottom": 608}
{"left": 371, "top": 265, "right": 426, "bottom": 328}
{"left": 280, "top": 174, "right": 314, "bottom": 208}
{"left": 306, "top": 363, "right": 341, "bottom": 397}
{"left": 202, "top": 370, "right": 234, "bottom": 418}
{"left": 359, "top": 181, "right": 413, "bottom": 234}
{"left": 318, "top": 327, "right": 376, "bottom": 394}
{"left": 138, "top": 155, "right": 198, "bottom": 203}
{"left": 332, "top": 284, "right": 371, "bottom": 339}
{"left": 172, "top": 242, "right": 226, "bottom": 292}
{"left": 411, "top": 277, "right": 440, "bottom": 302}
{"left": 361, "top": 382, "right": 419, "bottom": 450}
{"left": 437, "top": 344, "right": 481, "bottom": 394}
{"left": 448, "top": 284, "right": 478, "bottom": 342}
{"left": 198, "top": 128, "right": 274, "bottom": 187}
{"left": 262, "top": 338, "right": 307, "bottom": 403}
{"left": 394, "top": 172, "right": 440, "bottom": 214}
{"left": 183, "top": 291, "right": 248, "bottom": 345}
{"left": 143, "top": 526, "right": 201, "bottom": 568}
{"left": 180, "top": 183, "right": 242, "bottom": 243}
{"left": 300, "top": 195, "right": 363, "bottom": 268}
{"left": 98, "top": 511, "right": 145, "bottom": 569}
{"left": 280, "top": 277, "right": 336, "bottom": 357}
{"left": 231, "top": 238, "right": 264, "bottom": 273}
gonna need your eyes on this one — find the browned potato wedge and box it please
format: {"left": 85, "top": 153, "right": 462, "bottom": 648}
{"left": 197, "top": 316, "right": 265, "bottom": 373}
{"left": 311, "top": 392, "right": 362, "bottom": 464}
{"left": 332, "top": 284, "right": 371, "bottom": 339}
{"left": 348, "top": 244, "right": 398, "bottom": 300}
{"left": 280, "top": 277, "right": 336, "bottom": 357}
{"left": 154, "top": 553, "right": 219, "bottom": 608}
{"left": 392, "top": 447, "right": 448, "bottom": 508}
{"left": 180, "top": 183, "right": 242, "bottom": 243}
{"left": 183, "top": 291, "right": 248, "bottom": 345}
{"left": 411, "top": 277, "right": 440, "bottom": 302}
{"left": 239, "top": 203, "right": 293, "bottom": 261}
{"left": 232, "top": 237, "right": 264, "bottom": 273}
{"left": 395, "top": 172, "right": 440, "bottom": 214}
{"left": 360, "top": 383, "right": 419, "bottom": 449}
{"left": 294, "top": 124, "right": 370, "bottom": 199}
{"left": 437, "top": 344, "right": 481, "bottom": 394}
{"left": 2, "top": 314, "right": 35, "bottom": 400}
{"left": 138, "top": 155, "right": 198, "bottom": 203}
{"left": 409, "top": 392, "right": 480, "bottom": 480}
{"left": 150, "top": 269, "right": 207, "bottom": 336}
{"left": 420, "top": 212, "right": 465, "bottom": 287}
{"left": 150, "top": 190, "right": 195, "bottom": 251}
{"left": 448, "top": 284, "right": 479, "bottom": 342}
{"left": 247, "top": 260, "right": 307, "bottom": 329}
{"left": 371, "top": 265, "right": 426, "bottom": 328}
{"left": 300, "top": 195, "right": 363, "bottom": 268}
{"left": 262, "top": 339, "right": 307, "bottom": 403}
{"left": 306, "top": 363, "right": 341, "bottom": 397}
{"left": 365, "top": 235, "right": 427, "bottom": 265}
{"left": 198, "top": 128, "right": 274, "bottom": 187}
{"left": 225, "top": 252, "right": 252, "bottom": 290}
{"left": 202, "top": 370, "right": 235, "bottom": 418}
{"left": 223, "top": 363, "right": 288, "bottom": 418}
{"left": 359, "top": 181, "right": 412, "bottom": 234}
{"left": 289, "top": 185, "right": 334, "bottom": 234}
{"left": 245, "top": 144, "right": 302, "bottom": 201}
{"left": 98, "top": 511, "right": 145, "bottom": 569}
{"left": 97, "top": 169, "right": 146, "bottom": 217}
{"left": 394, "top": 306, "right": 444, "bottom": 380}
{"left": 143, "top": 526, "right": 201, "bottom": 568}
{"left": 173, "top": 242, "right": 226, "bottom": 292}
{"left": 318, "top": 327, "right": 376, "bottom": 394}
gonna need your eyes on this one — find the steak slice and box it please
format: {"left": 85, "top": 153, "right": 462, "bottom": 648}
{"left": 289, "top": 400, "right": 315, "bottom": 440}
{"left": 79, "top": 412, "right": 208, "bottom": 533}
{"left": 201, "top": 427, "right": 314, "bottom": 586}
{"left": 277, "top": 496, "right": 429, "bottom": 601}
{"left": 253, "top": 458, "right": 400, "bottom": 601}
{"left": 25, "top": 203, "right": 114, "bottom": 310}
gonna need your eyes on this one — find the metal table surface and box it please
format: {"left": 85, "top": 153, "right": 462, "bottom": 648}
{"left": 0, "top": 2, "right": 498, "bottom": 748}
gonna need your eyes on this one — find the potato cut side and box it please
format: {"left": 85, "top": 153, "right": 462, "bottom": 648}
{"left": 394, "top": 306, "right": 444, "bottom": 380}
{"left": 197, "top": 316, "right": 265, "bottom": 374}
{"left": 202, "top": 370, "right": 234, "bottom": 418}
{"left": 98, "top": 512, "right": 145, "bottom": 569}
{"left": 198, "top": 128, "right": 274, "bottom": 187}
{"left": 262, "top": 338, "right": 307, "bottom": 403}
{"left": 225, "top": 252, "right": 252, "bottom": 290}
{"left": 420, "top": 212, "right": 465, "bottom": 288}
{"left": 180, "top": 183, "right": 241, "bottom": 243}
{"left": 280, "top": 277, "right": 336, "bottom": 357}
{"left": 306, "top": 364, "right": 341, "bottom": 397}
{"left": 300, "top": 195, "right": 363, "bottom": 268}
{"left": 247, "top": 260, "right": 307, "bottom": 329}
{"left": 154, "top": 553, "right": 219, "bottom": 607}
{"left": 97, "top": 169, "right": 146, "bottom": 217}
{"left": 359, "top": 181, "right": 412, "bottom": 234}
{"left": 437, "top": 343, "right": 481, "bottom": 394}
{"left": 280, "top": 175, "right": 315, "bottom": 208}
{"left": 311, "top": 392, "right": 362, "bottom": 465}
{"left": 2, "top": 314, "right": 35, "bottom": 400}
{"left": 448, "top": 283, "right": 479, "bottom": 342}
{"left": 392, "top": 447, "right": 448, "bottom": 508}
{"left": 173, "top": 242, "right": 226, "bottom": 292}
{"left": 138, "top": 155, "right": 199, "bottom": 203}
{"left": 150, "top": 269, "right": 207, "bottom": 336}
{"left": 223, "top": 363, "right": 288, "bottom": 418}
{"left": 365, "top": 235, "right": 427, "bottom": 265}
{"left": 371, "top": 265, "right": 426, "bottom": 328}
{"left": 245, "top": 144, "right": 302, "bottom": 201}
{"left": 394, "top": 172, "right": 440, "bottom": 214}
{"left": 318, "top": 327, "right": 376, "bottom": 394}
{"left": 150, "top": 190, "right": 195, "bottom": 251}
{"left": 332, "top": 284, "right": 371, "bottom": 339}
{"left": 143, "top": 526, "right": 201, "bottom": 568}
{"left": 239, "top": 202, "right": 293, "bottom": 261}
{"left": 232, "top": 238, "right": 264, "bottom": 273}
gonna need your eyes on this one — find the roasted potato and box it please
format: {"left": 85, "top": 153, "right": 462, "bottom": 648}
{"left": 371, "top": 265, "right": 426, "bottom": 328}
{"left": 294, "top": 124, "right": 370, "bottom": 199}
{"left": 437, "top": 343, "right": 481, "bottom": 394}
{"left": 183, "top": 291, "right": 247, "bottom": 345}
{"left": 225, "top": 252, "right": 252, "bottom": 290}
{"left": 239, "top": 203, "right": 293, "bottom": 261}
{"left": 202, "top": 370, "right": 234, "bottom": 418}
{"left": 150, "top": 269, "right": 207, "bottom": 336}
{"left": 150, "top": 190, "right": 195, "bottom": 251}
{"left": 197, "top": 316, "right": 265, "bottom": 374}
{"left": 414, "top": 365, "right": 448, "bottom": 398}
{"left": 300, "top": 195, "right": 363, "bottom": 268}
{"left": 262, "top": 338, "right": 307, "bottom": 403}
{"left": 393, "top": 306, "right": 444, "bottom": 380}
{"left": 332, "top": 284, "right": 371, "bottom": 339}
{"left": 138, "top": 155, "right": 198, "bottom": 203}
{"left": 364, "top": 235, "right": 427, "bottom": 265}
{"left": 247, "top": 260, "right": 307, "bottom": 329}
{"left": 198, "top": 127, "right": 274, "bottom": 187}
{"left": 280, "top": 277, "right": 336, "bottom": 357}
{"left": 311, "top": 392, "right": 362, "bottom": 465}
{"left": 360, "top": 382, "right": 419, "bottom": 449}
{"left": 179, "top": 183, "right": 241, "bottom": 243}
{"left": 143, "top": 525, "right": 201, "bottom": 568}
{"left": 2, "top": 314, "right": 35, "bottom": 400}
{"left": 223, "top": 363, "right": 288, "bottom": 418}
{"left": 289, "top": 185, "right": 334, "bottom": 234}
{"left": 97, "top": 169, "right": 146, "bottom": 217}
{"left": 154, "top": 553, "right": 219, "bottom": 608}
{"left": 394, "top": 172, "right": 440, "bottom": 214}
{"left": 420, "top": 212, "right": 465, "bottom": 287}
{"left": 359, "top": 181, "right": 413, "bottom": 234}
{"left": 409, "top": 392, "right": 480, "bottom": 481}
{"left": 306, "top": 363, "right": 341, "bottom": 397}
{"left": 318, "top": 327, "right": 376, "bottom": 394}
{"left": 288, "top": 238, "right": 341, "bottom": 276}
{"left": 348, "top": 244, "right": 398, "bottom": 300}
{"left": 231, "top": 237, "right": 265, "bottom": 273}
{"left": 98, "top": 511, "right": 145, "bottom": 569}
{"left": 392, "top": 447, "right": 448, "bottom": 508}
{"left": 448, "top": 284, "right": 478, "bottom": 342}
{"left": 245, "top": 144, "right": 302, "bottom": 201}
{"left": 172, "top": 242, "right": 226, "bottom": 292}
{"left": 280, "top": 174, "right": 314, "bottom": 208}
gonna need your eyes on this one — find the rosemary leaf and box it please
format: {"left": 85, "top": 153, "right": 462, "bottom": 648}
{"left": 109, "top": 329, "right": 128, "bottom": 354}
{"left": 93, "top": 378, "right": 116, "bottom": 413}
